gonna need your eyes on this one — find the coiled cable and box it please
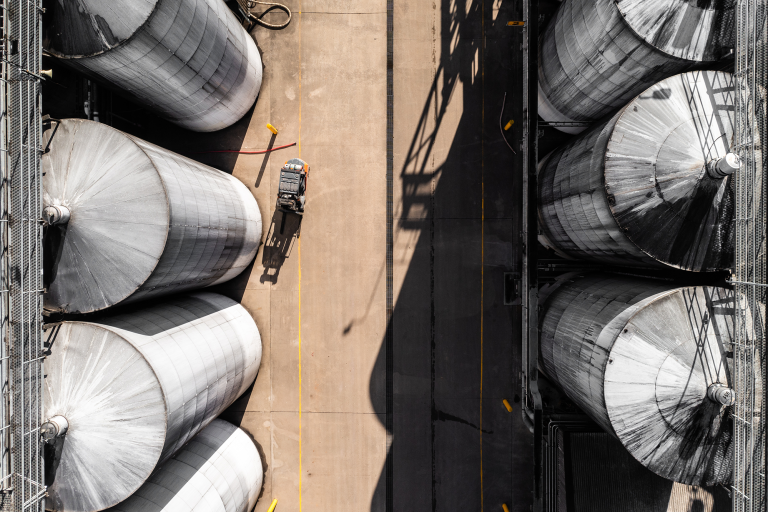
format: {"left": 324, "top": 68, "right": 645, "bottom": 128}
{"left": 247, "top": 0, "right": 292, "bottom": 29}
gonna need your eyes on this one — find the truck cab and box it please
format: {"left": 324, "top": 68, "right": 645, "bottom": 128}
{"left": 277, "top": 158, "right": 309, "bottom": 214}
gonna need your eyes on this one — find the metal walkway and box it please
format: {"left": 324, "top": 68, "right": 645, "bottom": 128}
{"left": 733, "top": 1, "right": 767, "bottom": 511}
{"left": 0, "top": 0, "right": 44, "bottom": 510}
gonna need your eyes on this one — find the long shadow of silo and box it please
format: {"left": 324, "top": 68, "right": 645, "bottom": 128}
{"left": 367, "top": 1, "right": 533, "bottom": 510}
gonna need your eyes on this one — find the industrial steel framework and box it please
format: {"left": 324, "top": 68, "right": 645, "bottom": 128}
{"left": 0, "top": 0, "right": 45, "bottom": 511}
{"left": 521, "top": 2, "right": 543, "bottom": 511}
{"left": 733, "top": 1, "right": 767, "bottom": 511}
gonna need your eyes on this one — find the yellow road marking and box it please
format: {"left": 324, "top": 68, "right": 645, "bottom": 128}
{"left": 298, "top": 239, "right": 302, "bottom": 512}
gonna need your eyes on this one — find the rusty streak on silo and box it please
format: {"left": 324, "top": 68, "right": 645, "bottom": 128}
{"left": 538, "top": 0, "right": 734, "bottom": 133}
{"left": 538, "top": 71, "right": 735, "bottom": 272}
{"left": 45, "top": 0, "right": 263, "bottom": 132}
{"left": 540, "top": 274, "right": 735, "bottom": 486}
{"left": 105, "top": 420, "right": 264, "bottom": 512}
{"left": 44, "top": 293, "right": 262, "bottom": 512}
{"left": 43, "top": 119, "right": 262, "bottom": 314}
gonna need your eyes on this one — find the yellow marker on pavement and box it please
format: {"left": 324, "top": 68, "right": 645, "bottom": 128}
{"left": 267, "top": 498, "right": 278, "bottom": 512}
{"left": 504, "top": 120, "right": 514, "bottom": 130}
{"left": 267, "top": 123, "right": 279, "bottom": 135}
{"left": 503, "top": 504, "right": 510, "bottom": 512}
{"left": 507, "top": 21, "right": 524, "bottom": 26}
{"left": 503, "top": 399, "right": 513, "bottom": 412}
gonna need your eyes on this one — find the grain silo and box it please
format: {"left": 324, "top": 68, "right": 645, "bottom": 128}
{"left": 43, "top": 293, "right": 262, "bottom": 512}
{"left": 44, "top": 0, "right": 263, "bottom": 132}
{"left": 104, "top": 419, "right": 263, "bottom": 512}
{"left": 540, "top": 274, "right": 735, "bottom": 486}
{"left": 539, "top": 0, "right": 734, "bottom": 133}
{"left": 538, "top": 71, "right": 735, "bottom": 272}
{"left": 43, "top": 119, "right": 262, "bottom": 314}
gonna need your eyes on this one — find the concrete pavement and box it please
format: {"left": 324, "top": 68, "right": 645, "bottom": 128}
{"left": 210, "top": 1, "right": 529, "bottom": 510}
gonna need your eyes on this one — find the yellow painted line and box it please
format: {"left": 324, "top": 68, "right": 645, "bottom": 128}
{"left": 267, "top": 498, "right": 278, "bottom": 512}
{"left": 503, "top": 399, "right": 513, "bottom": 412}
{"left": 298, "top": 3, "right": 303, "bottom": 511}
{"left": 298, "top": 238, "right": 302, "bottom": 512}
{"left": 480, "top": 1, "right": 485, "bottom": 511}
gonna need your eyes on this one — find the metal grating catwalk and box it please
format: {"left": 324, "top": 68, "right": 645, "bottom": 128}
{"left": 733, "top": 1, "right": 767, "bottom": 511}
{"left": 1, "top": 0, "right": 45, "bottom": 511}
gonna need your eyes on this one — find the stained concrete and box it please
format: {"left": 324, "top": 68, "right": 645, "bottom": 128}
{"left": 212, "top": 0, "right": 531, "bottom": 510}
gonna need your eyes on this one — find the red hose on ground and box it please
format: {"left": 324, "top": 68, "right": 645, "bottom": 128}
{"left": 193, "top": 142, "right": 297, "bottom": 154}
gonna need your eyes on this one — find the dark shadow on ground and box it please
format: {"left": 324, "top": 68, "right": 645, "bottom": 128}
{"left": 256, "top": 133, "right": 278, "bottom": 187}
{"left": 260, "top": 209, "right": 303, "bottom": 284}
{"left": 566, "top": 431, "right": 731, "bottom": 512}
{"left": 366, "top": 1, "right": 531, "bottom": 510}
{"left": 210, "top": 258, "right": 259, "bottom": 304}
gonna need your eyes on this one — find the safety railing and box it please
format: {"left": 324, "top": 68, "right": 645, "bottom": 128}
{"left": 1, "top": 0, "right": 44, "bottom": 510}
{"left": 733, "top": 1, "right": 767, "bottom": 511}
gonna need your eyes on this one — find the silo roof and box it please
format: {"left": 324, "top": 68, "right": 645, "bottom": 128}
{"left": 46, "top": 0, "right": 156, "bottom": 57}
{"left": 43, "top": 119, "right": 171, "bottom": 314}
{"left": 616, "top": 0, "right": 729, "bottom": 61}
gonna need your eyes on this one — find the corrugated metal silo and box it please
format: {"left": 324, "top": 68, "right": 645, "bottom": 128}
{"left": 540, "top": 274, "right": 735, "bottom": 486}
{"left": 43, "top": 119, "right": 262, "bottom": 314}
{"left": 538, "top": 71, "right": 735, "bottom": 272}
{"left": 105, "top": 419, "right": 263, "bottom": 512}
{"left": 44, "top": 0, "right": 263, "bottom": 132}
{"left": 44, "top": 293, "right": 262, "bottom": 512}
{"left": 539, "top": 0, "right": 734, "bottom": 133}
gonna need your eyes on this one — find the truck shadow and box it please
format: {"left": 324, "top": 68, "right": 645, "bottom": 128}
{"left": 260, "top": 209, "right": 302, "bottom": 284}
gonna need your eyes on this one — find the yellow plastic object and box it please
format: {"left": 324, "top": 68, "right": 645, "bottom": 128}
{"left": 503, "top": 399, "right": 513, "bottom": 412}
{"left": 267, "top": 498, "right": 278, "bottom": 512}
{"left": 504, "top": 120, "right": 514, "bottom": 130}
{"left": 507, "top": 21, "right": 524, "bottom": 26}
{"left": 503, "top": 504, "right": 510, "bottom": 512}
{"left": 267, "top": 123, "right": 279, "bottom": 135}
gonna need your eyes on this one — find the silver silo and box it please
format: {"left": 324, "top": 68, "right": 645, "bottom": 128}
{"left": 45, "top": 0, "right": 263, "bottom": 132}
{"left": 539, "top": 0, "right": 733, "bottom": 133}
{"left": 538, "top": 71, "right": 735, "bottom": 272}
{"left": 540, "top": 274, "right": 736, "bottom": 486}
{"left": 43, "top": 119, "right": 262, "bottom": 314}
{"left": 105, "top": 419, "right": 264, "bottom": 512}
{"left": 43, "top": 293, "right": 262, "bottom": 512}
